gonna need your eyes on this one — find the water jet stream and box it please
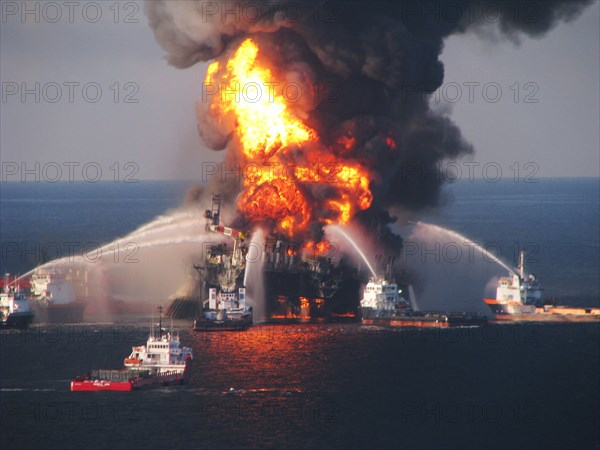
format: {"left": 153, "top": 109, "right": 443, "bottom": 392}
{"left": 243, "top": 228, "right": 266, "bottom": 323}
{"left": 415, "top": 222, "right": 517, "bottom": 276}
{"left": 408, "top": 285, "right": 419, "bottom": 311}
{"left": 327, "top": 225, "right": 376, "bottom": 278}
{"left": 15, "top": 224, "right": 214, "bottom": 281}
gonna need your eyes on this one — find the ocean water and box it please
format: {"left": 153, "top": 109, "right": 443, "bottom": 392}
{"left": 0, "top": 181, "right": 190, "bottom": 276}
{"left": 2, "top": 178, "right": 598, "bottom": 304}
{"left": 1, "top": 322, "right": 598, "bottom": 449}
{"left": 421, "top": 178, "right": 600, "bottom": 307}
{"left": 1, "top": 178, "right": 599, "bottom": 449}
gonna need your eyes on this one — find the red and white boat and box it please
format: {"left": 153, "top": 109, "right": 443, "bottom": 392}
{"left": 71, "top": 317, "right": 193, "bottom": 391}
{"left": 484, "top": 251, "right": 600, "bottom": 321}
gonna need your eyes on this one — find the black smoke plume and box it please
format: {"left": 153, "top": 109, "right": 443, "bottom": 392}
{"left": 146, "top": 0, "right": 591, "bottom": 244}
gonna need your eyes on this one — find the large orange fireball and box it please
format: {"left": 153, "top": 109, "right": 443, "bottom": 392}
{"left": 204, "top": 38, "right": 372, "bottom": 237}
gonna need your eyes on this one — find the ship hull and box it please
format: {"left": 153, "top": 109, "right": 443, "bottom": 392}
{"left": 362, "top": 317, "right": 451, "bottom": 328}
{"left": 0, "top": 311, "right": 35, "bottom": 329}
{"left": 484, "top": 298, "right": 600, "bottom": 322}
{"left": 492, "top": 314, "right": 600, "bottom": 322}
{"left": 484, "top": 298, "right": 536, "bottom": 315}
{"left": 193, "top": 316, "right": 252, "bottom": 332}
{"left": 71, "top": 360, "right": 191, "bottom": 392}
{"left": 32, "top": 301, "right": 87, "bottom": 323}
{"left": 361, "top": 308, "right": 487, "bottom": 328}
{"left": 71, "top": 370, "right": 187, "bottom": 392}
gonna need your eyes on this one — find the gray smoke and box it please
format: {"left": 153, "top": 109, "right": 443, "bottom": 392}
{"left": 145, "top": 0, "right": 591, "bottom": 237}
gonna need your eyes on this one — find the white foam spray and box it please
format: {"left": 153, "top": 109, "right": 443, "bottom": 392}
{"left": 326, "top": 225, "right": 377, "bottom": 278}
{"left": 408, "top": 285, "right": 419, "bottom": 311}
{"left": 416, "top": 222, "right": 517, "bottom": 275}
{"left": 398, "top": 221, "right": 516, "bottom": 314}
{"left": 244, "top": 228, "right": 266, "bottom": 323}
{"left": 13, "top": 206, "right": 228, "bottom": 311}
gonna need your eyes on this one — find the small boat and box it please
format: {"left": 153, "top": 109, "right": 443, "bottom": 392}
{"left": 360, "top": 277, "right": 487, "bottom": 328}
{"left": 0, "top": 275, "right": 35, "bottom": 329}
{"left": 193, "top": 286, "right": 253, "bottom": 331}
{"left": 71, "top": 310, "right": 193, "bottom": 391}
{"left": 484, "top": 251, "right": 600, "bottom": 321}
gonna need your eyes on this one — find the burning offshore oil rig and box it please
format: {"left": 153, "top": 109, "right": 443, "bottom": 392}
{"left": 163, "top": 36, "right": 406, "bottom": 322}
{"left": 166, "top": 194, "right": 368, "bottom": 322}
{"left": 148, "top": 0, "right": 592, "bottom": 322}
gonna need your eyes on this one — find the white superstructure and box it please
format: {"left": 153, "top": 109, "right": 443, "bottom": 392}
{"left": 204, "top": 287, "right": 251, "bottom": 321}
{"left": 0, "top": 288, "right": 34, "bottom": 324}
{"left": 494, "top": 252, "right": 543, "bottom": 306}
{"left": 124, "top": 329, "right": 193, "bottom": 373}
{"left": 360, "top": 277, "right": 409, "bottom": 311}
{"left": 30, "top": 270, "right": 76, "bottom": 305}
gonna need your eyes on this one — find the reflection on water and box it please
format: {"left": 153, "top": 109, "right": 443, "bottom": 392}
{"left": 1, "top": 322, "right": 598, "bottom": 449}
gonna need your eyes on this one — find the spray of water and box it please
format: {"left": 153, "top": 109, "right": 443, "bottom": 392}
{"left": 120, "top": 217, "right": 204, "bottom": 243}
{"left": 17, "top": 233, "right": 216, "bottom": 281}
{"left": 93, "top": 211, "right": 207, "bottom": 257}
{"left": 408, "top": 285, "right": 419, "bottom": 311}
{"left": 399, "top": 221, "right": 515, "bottom": 314}
{"left": 244, "top": 228, "right": 266, "bottom": 323}
{"left": 326, "top": 225, "right": 376, "bottom": 278}
{"left": 13, "top": 209, "right": 222, "bottom": 315}
{"left": 130, "top": 209, "right": 201, "bottom": 234}
{"left": 416, "top": 222, "right": 517, "bottom": 275}
{"left": 122, "top": 208, "right": 206, "bottom": 241}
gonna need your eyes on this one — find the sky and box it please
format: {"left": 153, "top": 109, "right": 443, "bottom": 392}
{"left": 1, "top": 0, "right": 598, "bottom": 181}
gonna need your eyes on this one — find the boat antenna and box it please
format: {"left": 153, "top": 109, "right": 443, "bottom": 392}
{"left": 157, "top": 305, "right": 164, "bottom": 335}
{"left": 518, "top": 251, "right": 526, "bottom": 279}
{"left": 150, "top": 308, "right": 154, "bottom": 339}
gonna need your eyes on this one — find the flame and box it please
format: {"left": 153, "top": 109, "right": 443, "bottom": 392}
{"left": 338, "top": 135, "right": 356, "bottom": 151}
{"left": 302, "top": 240, "right": 333, "bottom": 256}
{"left": 386, "top": 136, "right": 397, "bottom": 150}
{"left": 205, "top": 40, "right": 313, "bottom": 160}
{"left": 205, "top": 39, "right": 373, "bottom": 236}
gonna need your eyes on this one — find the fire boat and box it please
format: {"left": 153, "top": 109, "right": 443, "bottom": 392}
{"left": 0, "top": 274, "right": 35, "bottom": 328}
{"left": 361, "top": 265, "right": 487, "bottom": 328}
{"left": 484, "top": 251, "right": 600, "bottom": 321}
{"left": 71, "top": 308, "right": 193, "bottom": 391}
{"left": 193, "top": 194, "right": 253, "bottom": 331}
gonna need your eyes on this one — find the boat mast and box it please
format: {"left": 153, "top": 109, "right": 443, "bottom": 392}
{"left": 518, "top": 251, "right": 526, "bottom": 279}
{"left": 157, "top": 305, "right": 164, "bottom": 335}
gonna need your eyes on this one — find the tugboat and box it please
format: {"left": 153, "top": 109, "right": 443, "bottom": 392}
{"left": 360, "top": 276, "right": 487, "bottom": 328}
{"left": 193, "top": 286, "right": 253, "bottom": 331}
{"left": 71, "top": 307, "right": 193, "bottom": 391}
{"left": 193, "top": 195, "right": 253, "bottom": 332}
{"left": 0, "top": 274, "right": 35, "bottom": 328}
{"left": 484, "top": 251, "right": 600, "bottom": 321}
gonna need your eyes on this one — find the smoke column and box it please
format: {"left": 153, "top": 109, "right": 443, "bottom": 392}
{"left": 145, "top": 0, "right": 591, "bottom": 242}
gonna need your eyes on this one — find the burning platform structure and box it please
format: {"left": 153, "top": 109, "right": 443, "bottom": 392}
{"left": 166, "top": 194, "right": 363, "bottom": 322}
